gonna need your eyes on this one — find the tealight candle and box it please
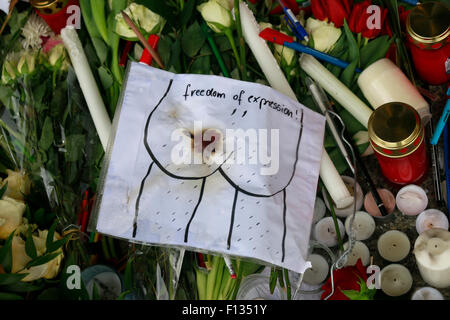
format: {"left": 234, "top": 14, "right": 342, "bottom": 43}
{"left": 321, "top": 176, "right": 363, "bottom": 218}
{"left": 343, "top": 241, "right": 370, "bottom": 266}
{"left": 396, "top": 184, "right": 428, "bottom": 216}
{"left": 411, "top": 287, "right": 444, "bottom": 300}
{"left": 314, "top": 217, "right": 345, "bottom": 247}
{"left": 414, "top": 228, "right": 450, "bottom": 288}
{"left": 303, "top": 254, "right": 329, "bottom": 285}
{"left": 344, "top": 211, "right": 376, "bottom": 241}
{"left": 313, "top": 197, "right": 326, "bottom": 224}
{"left": 364, "top": 189, "right": 395, "bottom": 217}
{"left": 415, "top": 209, "right": 449, "bottom": 235}
{"left": 380, "top": 264, "right": 413, "bottom": 297}
{"left": 377, "top": 230, "right": 410, "bottom": 262}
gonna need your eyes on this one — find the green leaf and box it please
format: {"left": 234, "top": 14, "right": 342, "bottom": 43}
{"left": 0, "top": 292, "right": 24, "bottom": 300}
{"left": 182, "top": 21, "right": 206, "bottom": 58}
{"left": 341, "top": 60, "right": 358, "bottom": 88}
{"left": 180, "top": 0, "right": 196, "bottom": 27}
{"left": 26, "top": 252, "right": 62, "bottom": 269}
{"left": 0, "top": 182, "right": 7, "bottom": 200}
{"left": 1, "top": 280, "right": 45, "bottom": 293}
{"left": 92, "top": 281, "right": 100, "bottom": 300}
{"left": 98, "top": 66, "right": 114, "bottom": 90}
{"left": 46, "top": 236, "right": 69, "bottom": 254}
{"left": 134, "top": 0, "right": 177, "bottom": 27}
{"left": 269, "top": 267, "right": 277, "bottom": 294}
{"left": 343, "top": 20, "right": 359, "bottom": 62}
{"left": 123, "top": 256, "right": 134, "bottom": 291}
{"left": 91, "top": 37, "right": 109, "bottom": 65}
{"left": 38, "top": 116, "right": 54, "bottom": 151}
{"left": 37, "top": 287, "right": 61, "bottom": 300}
{"left": 46, "top": 221, "right": 57, "bottom": 249}
{"left": 360, "top": 36, "right": 394, "bottom": 69}
{"left": 65, "top": 134, "right": 85, "bottom": 162}
{"left": 190, "top": 55, "right": 210, "bottom": 74}
{"left": 0, "top": 231, "right": 15, "bottom": 273}
{"left": 34, "top": 208, "right": 46, "bottom": 226}
{"left": 25, "top": 228, "right": 37, "bottom": 260}
{"left": 0, "top": 273, "right": 27, "bottom": 286}
{"left": 169, "top": 38, "right": 182, "bottom": 73}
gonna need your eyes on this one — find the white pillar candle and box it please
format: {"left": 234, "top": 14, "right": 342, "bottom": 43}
{"left": 343, "top": 240, "right": 370, "bottom": 266}
{"left": 396, "top": 184, "right": 428, "bottom": 216}
{"left": 322, "top": 176, "right": 363, "bottom": 217}
{"left": 303, "top": 254, "right": 329, "bottom": 285}
{"left": 377, "top": 230, "right": 410, "bottom": 262}
{"left": 61, "top": 26, "right": 112, "bottom": 151}
{"left": 239, "top": 2, "right": 353, "bottom": 210}
{"left": 299, "top": 54, "right": 373, "bottom": 128}
{"left": 414, "top": 228, "right": 450, "bottom": 288}
{"left": 345, "top": 211, "right": 376, "bottom": 241}
{"left": 411, "top": 287, "right": 444, "bottom": 300}
{"left": 357, "top": 58, "right": 431, "bottom": 123}
{"left": 416, "top": 209, "right": 449, "bottom": 235}
{"left": 313, "top": 197, "right": 326, "bottom": 224}
{"left": 314, "top": 217, "right": 345, "bottom": 247}
{"left": 380, "top": 264, "right": 413, "bottom": 297}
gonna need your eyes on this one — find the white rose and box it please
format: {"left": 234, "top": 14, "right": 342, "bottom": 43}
{"left": 273, "top": 30, "right": 296, "bottom": 66}
{"left": 11, "top": 230, "right": 64, "bottom": 282}
{"left": 48, "top": 44, "right": 67, "bottom": 68}
{"left": 197, "top": 0, "right": 233, "bottom": 34}
{"left": 306, "top": 17, "right": 341, "bottom": 53}
{"left": 258, "top": 22, "right": 273, "bottom": 32}
{"left": 1, "top": 170, "right": 31, "bottom": 202}
{"left": 0, "top": 197, "right": 25, "bottom": 240}
{"left": 17, "top": 51, "right": 36, "bottom": 75}
{"left": 1, "top": 59, "right": 17, "bottom": 84}
{"left": 115, "top": 3, "right": 166, "bottom": 39}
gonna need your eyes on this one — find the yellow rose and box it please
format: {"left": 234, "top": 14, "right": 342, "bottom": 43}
{"left": 0, "top": 197, "right": 25, "bottom": 240}
{"left": 11, "top": 230, "right": 64, "bottom": 282}
{"left": 197, "top": 0, "right": 234, "bottom": 34}
{"left": 1, "top": 170, "right": 31, "bottom": 202}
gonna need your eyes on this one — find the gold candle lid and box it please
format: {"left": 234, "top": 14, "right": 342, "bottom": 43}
{"left": 30, "top": 0, "right": 69, "bottom": 15}
{"left": 406, "top": 1, "right": 450, "bottom": 48}
{"left": 368, "top": 102, "right": 424, "bottom": 158}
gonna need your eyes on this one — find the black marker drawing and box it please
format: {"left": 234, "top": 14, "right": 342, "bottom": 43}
{"left": 133, "top": 79, "right": 304, "bottom": 264}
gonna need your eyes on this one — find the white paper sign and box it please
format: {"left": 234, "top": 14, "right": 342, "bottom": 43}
{"left": 95, "top": 62, "right": 325, "bottom": 273}
{"left": 0, "top": 0, "right": 10, "bottom": 14}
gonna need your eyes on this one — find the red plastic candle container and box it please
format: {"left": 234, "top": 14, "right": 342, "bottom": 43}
{"left": 31, "top": 0, "right": 80, "bottom": 35}
{"left": 406, "top": 1, "right": 450, "bottom": 85}
{"left": 368, "top": 102, "right": 428, "bottom": 186}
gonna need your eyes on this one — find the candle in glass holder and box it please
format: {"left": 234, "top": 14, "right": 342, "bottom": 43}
{"left": 343, "top": 241, "right": 370, "bottom": 266}
{"left": 415, "top": 209, "right": 449, "bottom": 234}
{"left": 345, "top": 211, "right": 376, "bottom": 241}
{"left": 314, "top": 217, "right": 345, "bottom": 247}
{"left": 414, "top": 228, "right": 450, "bottom": 288}
{"left": 380, "top": 264, "right": 413, "bottom": 297}
{"left": 396, "top": 184, "right": 428, "bottom": 216}
{"left": 377, "top": 230, "right": 410, "bottom": 262}
{"left": 303, "top": 254, "right": 329, "bottom": 285}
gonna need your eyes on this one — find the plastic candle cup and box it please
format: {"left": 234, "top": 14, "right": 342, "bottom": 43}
{"left": 314, "top": 217, "right": 345, "bottom": 248}
{"left": 303, "top": 254, "right": 329, "bottom": 285}
{"left": 377, "top": 230, "right": 411, "bottom": 262}
{"left": 358, "top": 59, "right": 431, "bottom": 123}
{"left": 406, "top": 1, "right": 450, "bottom": 85}
{"left": 396, "top": 184, "right": 429, "bottom": 216}
{"left": 368, "top": 103, "right": 429, "bottom": 186}
{"left": 413, "top": 228, "right": 450, "bottom": 288}
{"left": 415, "top": 209, "right": 449, "bottom": 234}
{"left": 380, "top": 264, "right": 413, "bottom": 297}
{"left": 321, "top": 176, "right": 364, "bottom": 218}
{"left": 344, "top": 211, "right": 376, "bottom": 241}
{"left": 411, "top": 287, "right": 444, "bottom": 300}
{"left": 364, "top": 189, "right": 396, "bottom": 220}
{"left": 343, "top": 241, "right": 370, "bottom": 266}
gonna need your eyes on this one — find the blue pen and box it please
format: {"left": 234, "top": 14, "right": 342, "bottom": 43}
{"left": 443, "top": 123, "right": 450, "bottom": 217}
{"left": 431, "top": 86, "right": 450, "bottom": 145}
{"left": 277, "top": 0, "right": 309, "bottom": 42}
{"left": 400, "top": 0, "right": 420, "bottom": 5}
{"left": 259, "top": 28, "right": 363, "bottom": 73}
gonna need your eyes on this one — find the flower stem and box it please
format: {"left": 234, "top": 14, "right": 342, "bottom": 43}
{"left": 234, "top": 0, "right": 248, "bottom": 81}
{"left": 224, "top": 29, "right": 241, "bottom": 70}
{"left": 323, "top": 182, "right": 345, "bottom": 252}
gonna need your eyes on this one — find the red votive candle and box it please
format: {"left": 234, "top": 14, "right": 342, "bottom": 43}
{"left": 368, "top": 102, "right": 429, "bottom": 186}
{"left": 31, "top": 0, "right": 80, "bottom": 35}
{"left": 406, "top": 1, "right": 450, "bottom": 85}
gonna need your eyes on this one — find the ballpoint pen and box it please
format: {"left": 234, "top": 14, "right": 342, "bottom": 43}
{"left": 430, "top": 86, "right": 450, "bottom": 145}
{"left": 259, "top": 28, "right": 363, "bottom": 73}
{"left": 277, "top": 0, "right": 309, "bottom": 42}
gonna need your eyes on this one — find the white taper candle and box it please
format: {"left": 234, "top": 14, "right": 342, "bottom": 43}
{"left": 61, "top": 26, "right": 112, "bottom": 151}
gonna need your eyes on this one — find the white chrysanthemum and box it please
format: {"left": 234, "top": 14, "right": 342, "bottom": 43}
{"left": 21, "top": 13, "right": 54, "bottom": 50}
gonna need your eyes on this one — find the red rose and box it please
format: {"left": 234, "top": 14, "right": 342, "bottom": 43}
{"left": 348, "top": 1, "right": 389, "bottom": 39}
{"left": 311, "top": 0, "right": 352, "bottom": 28}
{"left": 321, "top": 259, "right": 368, "bottom": 300}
